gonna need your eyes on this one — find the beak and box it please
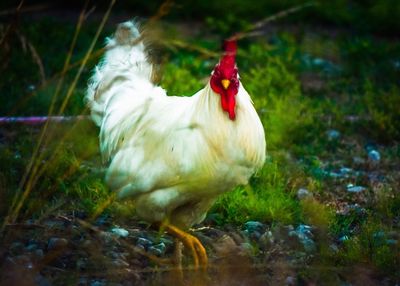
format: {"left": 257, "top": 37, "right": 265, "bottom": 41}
{"left": 221, "top": 79, "right": 230, "bottom": 90}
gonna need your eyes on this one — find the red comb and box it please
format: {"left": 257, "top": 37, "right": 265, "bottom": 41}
{"left": 223, "top": 39, "right": 237, "bottom": 56}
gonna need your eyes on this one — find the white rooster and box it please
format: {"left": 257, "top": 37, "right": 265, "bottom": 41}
{"left": 86, "top": 21, "right": 266, "bottom": 268}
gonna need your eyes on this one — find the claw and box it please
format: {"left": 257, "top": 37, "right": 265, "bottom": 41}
{"left": 164, "top": 224, "right": 208, "bottom": 270}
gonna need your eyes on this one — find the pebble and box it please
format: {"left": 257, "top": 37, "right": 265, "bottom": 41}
{"left": 393, "top": 60, "right": 400, "bottom": 70}
{"left": 302, "top": 54, "right": 341, "bottom": 75}
{"left": 326, "top": 129, "right": 340, "bottom": 140}
{"left": 111, "top": 227, "right": 129, "bottom": 238}
{"left": 47, "top": 238, "right": 68, "bottom": 250}
{"left": 340, "top": 203, "right": 366, "bottom": 216}
{"left": 288, "top": 224, "right": 316, "bottom": 252}
{"left": 329, "top": 243, "right": 339, "bottom": 253}
{"left": 373, "top": 230, "right": 385, "bottom": 239}
{"left": 33, "top": 249, "right": 44, "bottom": 260}
{"left": 159, "top": 237, "right": 174, "bottom": 247}
{"left": 100, "top": 232, "right": 115, "bottom": 243}
{"left": 327, "top": 167, "right": 357, "bottom": 179}
{"left": 82, "top": 239, "right": 93, "bottom": 248}
{"left": 386, "top": 239, "right": 398, "bottom": 245}
{"left": 136, "top": 237, "right": 153, "bottom": 249}
{"left": 340, "top": 167, "right": 353, "bottom": 175}
{"left": 286, "top": 276, "right": 296, "bottom": 285}
{"left": 112, "top": 258, "right": 130, "bottom": 267}
{"left": 91, "top": 280, "right": 106, "bottom": 286}
{"left": 244, "top": 221, "right": 264, "bottom": 233}
{"left": 353, "top": 156, "right": 366, "bottom": 165}
{"left": 260, "top": 230, "right": 274, "bottom": 246}
{"left": 346, "top": 184, "right": 366, "bottom": 193}
{"left": 368, "top": 149, "right": 381, "bottom": 162}
{"left": 148, "top": 242, "right": 166, "bottom": 256}
{"left": 240, "top": 242, "right": 254, "bottom": 254}
{"left": 297, "top": 188, "right": 312, "bottom": 200}
{"left": 14, "top": 151, "right": 21, "bottom": 159}
{"left": 25, "top": 243, "right": 38, "bottom": 252}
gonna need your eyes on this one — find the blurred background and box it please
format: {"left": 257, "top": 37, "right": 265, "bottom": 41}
{"left": 0, "top": 0, "right": 399, "bottom": 285}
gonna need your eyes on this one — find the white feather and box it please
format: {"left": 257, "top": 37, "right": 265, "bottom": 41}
{"left": 86, "top": 21, "right": 266, "bottom": 228}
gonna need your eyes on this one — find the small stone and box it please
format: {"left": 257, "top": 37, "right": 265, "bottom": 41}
{"left": 148, "top": 242, "right": 166, "bottom": 256}
{"left": 27, "top": 84, "right": 36, "bottom": 92}
{"left": 353, "top": 156, "right": 365, "bottom": 165}
{"left": 137, "top": 237, "right": 152, "bottom": 248}
{"left": 373, "top": 230, "right": 385, "bottom": 239}
{"left": 348, "top": 203, "right": 366, "bottom": 215}
{"left": 25, "top": 243, "right": 38, "bottom": 252}
{"left": 82, "top": 239, "right": 93, "bottom": 248}
{"left": 328, "top": 171, "right": 342, "bottom": 178}
{"left": 340, "top": 167, "right": 352, "bottom": 175}
{"left": 240, "top": 242, "right": 253, "bottom": 254}
{"left": 296, "top": 224, "right": 313, "bottom": 237}
{"left": 286, "top": 276, "right": 296, "bottom": 285}
{"left": 393, "top": 60, "right": 400, "bottom": 70}
{"left": 112, "top": 258, "right": 130, "bottom": 267}
{"left": 301, "top": 238, "right": 316, "bottom": 253}
{"left": 329, "top": 244, "right": 339, "bottom": 253}
{"left": 111, "top": 227, "right": 129, "bottom": 238}
{"left": 326, "top": 129, "right": 340, "bottom": 140}
{"left": 260, "top": 230, "right": 274, "bottom": 245}
{"left": 386, "top": 239, "right": 398, "bottom": 245}
{"left": 251, "top": 230, "right": 262, "bottom": 240}
{"left": 368, "top": 150, "right": 381, "bottom": 162}
{"left": 243, "top": 221, "right": 264, "bottom": 233}
{"left": 346, "top": 184, "right": 366, "bottom": 193}
{"left": 33, "top": 249, "right": 44, "bottom": 260}
{"left": 159, "top": 237, "right": 174, "bottom": 247}
{"left": 91, "top": 280, "right": 106, "bottom": 286}
{"left": 288, "top": 224, "right": 315, "bottom": 252}
{"left": 100, "top": 231, "right": 114, "bottom": 244}
{"left": 47, "top": 238, "right": 68, "bottom": 250}
{"left": 76, "top": 258, "right": 87, "bottom": 270}
{"left": 297, "top": 188, "right": 312, "bottom": 200}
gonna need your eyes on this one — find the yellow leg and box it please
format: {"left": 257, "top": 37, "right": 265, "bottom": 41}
{"left": 163, "top": 224, "right": 208, "bottom": 270}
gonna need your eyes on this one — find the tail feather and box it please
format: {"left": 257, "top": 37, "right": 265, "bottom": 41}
{"left": 86, "top": 21, "right": 154, "bottom": 126}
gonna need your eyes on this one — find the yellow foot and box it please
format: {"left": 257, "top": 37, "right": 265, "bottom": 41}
{"left": 164, "top": 224, "right": 208, "bottom": 270}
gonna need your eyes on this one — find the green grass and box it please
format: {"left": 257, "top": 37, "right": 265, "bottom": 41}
{"left": 211, "top": 159, "right": 302, "bottom": 225}
{"left": 0, "top": 12, "right": 399, "bottom": 281}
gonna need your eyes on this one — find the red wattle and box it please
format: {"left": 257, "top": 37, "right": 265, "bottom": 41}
{"left": 209, "top": 39, "right": 239, "bottom": 121}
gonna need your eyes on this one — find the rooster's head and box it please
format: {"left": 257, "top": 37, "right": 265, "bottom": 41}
{"left": 210, "top": 40, "right": 239, "bottom": 120}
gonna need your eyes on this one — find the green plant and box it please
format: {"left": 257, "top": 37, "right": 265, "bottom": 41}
{"left": 363, "top": 83, "right": 400, "bottom": 142}
{"left": 211, "top": 158, "right": 301, "bottom": 225}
